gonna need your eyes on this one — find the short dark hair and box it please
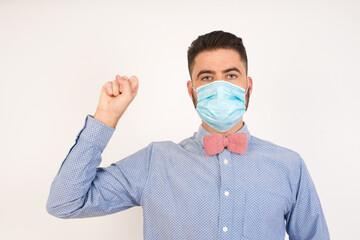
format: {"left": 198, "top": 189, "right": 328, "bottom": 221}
{"left": 187, "top": 30, "right": 248, "bottom": 79}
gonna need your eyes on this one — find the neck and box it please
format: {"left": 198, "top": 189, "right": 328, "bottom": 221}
{"left": 202, "top": 120, "right": 244, "bottom": 136}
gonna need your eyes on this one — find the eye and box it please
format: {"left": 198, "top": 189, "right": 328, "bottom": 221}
{"left": 227, "top": 74, "right": 237, "bottom": 79}
{"left": 202, "top": 76, "right": 212, "bottom": 81}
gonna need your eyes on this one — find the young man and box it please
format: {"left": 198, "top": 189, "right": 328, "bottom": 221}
{"left": 46, "top": 31, "right": 330, "bottom": 239}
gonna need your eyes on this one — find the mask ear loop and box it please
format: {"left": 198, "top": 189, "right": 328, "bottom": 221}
{"left": 244, "top": 77, "right": 249, "bottom": 94}
{"left": 191, "top": 82, "right": 198, "bottom": 93}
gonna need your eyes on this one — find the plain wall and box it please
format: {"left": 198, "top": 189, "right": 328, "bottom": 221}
{"left": 1, "top": 0, "right": 359, "bottom": 239}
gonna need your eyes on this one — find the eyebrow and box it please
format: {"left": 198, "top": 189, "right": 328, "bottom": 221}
{"left": 196, "top": 67, "right": 242, "bottom": 79}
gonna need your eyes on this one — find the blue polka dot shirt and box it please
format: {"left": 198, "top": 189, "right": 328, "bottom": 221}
{"left": 46, "top": 115, "right": 330, "bottom": 240}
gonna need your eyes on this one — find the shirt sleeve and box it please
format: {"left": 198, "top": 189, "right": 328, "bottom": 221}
{"left": 286, "top": 157, "right": 330, "bottom": 239}
{"left": 46, "top": 114, "right": 153, "bottom": 218}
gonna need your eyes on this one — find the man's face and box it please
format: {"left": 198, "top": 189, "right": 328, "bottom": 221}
{"left": 187, "top": 48, "right": 252, "bottom": 109}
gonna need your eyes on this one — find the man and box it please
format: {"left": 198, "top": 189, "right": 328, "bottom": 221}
{"left": 46, "top": 30, "right": 330, "bottom": 239}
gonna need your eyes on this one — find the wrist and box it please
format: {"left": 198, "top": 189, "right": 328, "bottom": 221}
{"left": 93, "top": 109, "right": 119, "bottom": 128}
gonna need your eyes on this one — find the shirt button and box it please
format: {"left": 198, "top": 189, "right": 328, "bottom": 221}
{"left": 224, "top": 191, "right": 230, "bottom": 196}
{"left": 223, "top": 226, "right": 228, "bottom": 232}
{"left": 223, "top": 159, "right": 229, "bottom": 164}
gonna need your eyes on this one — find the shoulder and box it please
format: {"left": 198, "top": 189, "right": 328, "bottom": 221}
{"left": 250, "top": 135, "right": 300, "bottom": 154}
{"left": 149, "top": 140, "right": 186, "bottom": 156}
{"left": 249, "top": 135, "right": 303, "bottom": 169}
{"left": 148, "top": 137, "right": 203, "bottom": 158}
{"left": 150, "top": 140, "right": 179, "bottom": 150}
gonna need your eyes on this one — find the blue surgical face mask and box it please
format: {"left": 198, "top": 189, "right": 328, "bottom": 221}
{"left": 193, "top": 80, "right": 247, "bottom": 132}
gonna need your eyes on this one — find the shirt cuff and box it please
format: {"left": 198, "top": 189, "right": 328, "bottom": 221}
{"left": 76, "top": 114, "right": 115, "bottom": 150}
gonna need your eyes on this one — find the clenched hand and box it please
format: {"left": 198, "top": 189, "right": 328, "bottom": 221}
{"left": 94, "top": 75, "right": 139, "bottom": 128}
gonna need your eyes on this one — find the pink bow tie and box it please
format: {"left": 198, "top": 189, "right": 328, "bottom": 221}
{"left": 203, "top": 132, "right": 248, "bottom": 156}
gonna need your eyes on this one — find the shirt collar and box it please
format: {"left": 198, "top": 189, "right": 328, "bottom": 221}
{"left": 193, "top": 122, "right": 252, "bottom": 147}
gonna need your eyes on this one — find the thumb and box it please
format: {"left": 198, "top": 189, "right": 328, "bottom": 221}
{"left": 116, "top": 76, "right": 133, "bottom": 98}
{"left": 129, "top": 75, "right": 139, "bottom": 97}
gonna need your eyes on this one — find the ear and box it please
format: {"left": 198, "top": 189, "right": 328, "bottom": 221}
{"left": 187, "top": 80, "right": 193, "bottom": 99}
{"left": 247, "top": 76, "right": 253, "bottom": 95}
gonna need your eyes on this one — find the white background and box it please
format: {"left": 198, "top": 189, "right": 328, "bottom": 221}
{"left": 1, "top": 0, "right": 359, "bottom": 239}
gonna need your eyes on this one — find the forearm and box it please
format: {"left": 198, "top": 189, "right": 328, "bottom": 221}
{"left": 46, "top": 115, "right": 115, "bottom": 218}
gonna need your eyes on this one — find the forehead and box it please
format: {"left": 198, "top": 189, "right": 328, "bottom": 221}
{"left": 192, "top": 48, "right": 245, "bottom": 75}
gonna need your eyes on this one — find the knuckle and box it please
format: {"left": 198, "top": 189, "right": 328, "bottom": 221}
{"left": 106, "top": 84, "right": 113, "bottom": 95}
{"left": 103, "top": 81, "right": 110, "bottom": 88}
